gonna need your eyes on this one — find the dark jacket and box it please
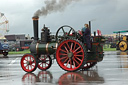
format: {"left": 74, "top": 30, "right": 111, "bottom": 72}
{"left": 84, "top": 28, "right": 90, "bottom": 36}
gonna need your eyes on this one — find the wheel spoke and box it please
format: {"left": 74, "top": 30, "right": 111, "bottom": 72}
{"left": 75, "top": 50, "right": 82, "bottom": 54}
{"left": 45, "top": 63, "right": 49, "bottom": 65}
{"left": 40, "top": 55, "right": 44, "bottom": 60}
{"left": 60, "top": 53, "right": 67, "bottom": 56}
{"left": 30, "top": 57, "right": 31, "bottom": 61}
{"left": 45, "top": 59, "right": 50, "bottom": 62}
{"left": 25, "top": 65, "right": 29, "bottom": 68}
{"left": 66, "top": 42, "right": 71, "bottom": 52}
{"left": 44, "top": 55, "right": 46, "bottom": 60}
{"left": 27, "top": 57, "right": 29, "bottom": 61}
{"left": 73, "top": 43, "right": 76, "bottom": 50}
{"left": 26, "top": 65, "right": 29, "bottom": 70}
{"left": 23, "top": 61, "right": 27, "bottom": 64}
{"left": 75, "top": 57, "right": 82, "bottom": 62}
{"left": 28, "top": 65, "right": 29, "bottom": 70}
{"left": 60, "top": 49, "right": 67, "bottom": 53}
{"left": 61, "top": 27, "right": 65, "bottom": 34}
{"left": 41, "top": 63, "right": 43, "bottom": 67}
{"left": 66, "top": 60, "right": 70, "bottom": 67}
{"left": 45, "top": 63, "right": 46, "bottom": 67}
{"left": 70, "top": 43, "right": 73, "bottom": 51}
{"left": 63, "top": 57, "right": 69, "bottom": 63}
{"left": 25, "top": 58, "right": 28, "bottom": 62}
{"left": 44, "top": 56, "right": 49, "bottom": 61}
{"left": 30, "top": 65, "right": 33, "bottom": 69}
{"left": 73, "top": 58, "right": 80, "bottom": 66}
{"left": 64, "top": 45, "right": 69, "bottom": 53}
{"left": 73, "top": 47, "right": 81, "bottom": 53}
{"left": 31, "top": 64, "right": 35, "bottom": 67}
{"left": 74, "top": 54, "right": 83, "bottom": 57}
{"left": 45, "top": 55, "right": 49, "bottom": 59}
{"left": 39, "top": 63, "right": 42, "bottom": 66}
{"left": 60, "top": 56, "right": 68, "bottom": 60}
{"left": 68, "top": 28, "right": 72, "bottom": 35}
{"left": 73, "top": 61, "right": 76, "bottom": 68}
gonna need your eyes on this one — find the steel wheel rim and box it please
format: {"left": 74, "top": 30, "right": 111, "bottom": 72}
{"left": 38, "top": 55, "right": 51, "bottom": 70}
{"left": 21, "top": 54, "right": 36, "bottom": 72}
{"left": 56, "top": 39, "right": 85, "bottom": 71}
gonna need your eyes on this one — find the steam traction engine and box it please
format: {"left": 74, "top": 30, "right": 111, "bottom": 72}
{"left": 21, "top": 16, "right": 105, "bottom": 72}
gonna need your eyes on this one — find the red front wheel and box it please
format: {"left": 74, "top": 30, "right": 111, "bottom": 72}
{"left": 38, "top": 55, "right": 52, "bottom": 71}
{"left": 21, "top": 53, "right": 38, "bottom": 73}
{"left": 56, "top": 39, "right": 86, "bottom": 71}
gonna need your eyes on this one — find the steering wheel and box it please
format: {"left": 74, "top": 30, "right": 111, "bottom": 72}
{"left": 55, "top": 25, "right": 76, "bottom": 43}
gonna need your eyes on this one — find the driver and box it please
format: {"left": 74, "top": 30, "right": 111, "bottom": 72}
{"left": 82, "top": 24, "right": 91, "bottom": 52}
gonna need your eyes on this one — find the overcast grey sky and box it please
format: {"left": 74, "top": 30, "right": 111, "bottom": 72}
{"left": 0, "top": 0, "right": 128, "bottom": 37}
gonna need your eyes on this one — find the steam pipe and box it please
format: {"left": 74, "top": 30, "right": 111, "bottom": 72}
{"left": 32, "top": 16, "right": 39, "bottom": 40}
{"left": 89, "top": 21, "right": 91, "bottom": 36}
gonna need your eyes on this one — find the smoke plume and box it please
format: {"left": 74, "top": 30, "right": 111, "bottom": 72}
{"left": 34, "top": 0, "right": 79, "bottom": 17}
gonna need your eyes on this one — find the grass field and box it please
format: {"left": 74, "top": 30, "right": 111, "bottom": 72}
{"left": 103, "top": 48, "right": 116, "bottom": 51}
{"left": 103, "top": 44, "right": 116, "bottom": 51}
{"left": 8, "top": 47, "right": 117, "bottom": 55}
{"left": 9, "top": 50, "right": 30, "bottom": 55}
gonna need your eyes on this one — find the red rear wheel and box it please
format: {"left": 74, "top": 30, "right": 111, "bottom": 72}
{"left": 56, "top": 39, "right": 86, "bottom": 71}
{"left": 38, "top": 55, "right": 52, "bottom": 71}
{"left": 21, "top": 53, "right": 37, "bottom": 72}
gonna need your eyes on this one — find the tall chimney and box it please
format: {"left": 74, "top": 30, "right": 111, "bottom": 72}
{"left": 32, "top": 16, "right": 39, "bottom": 40}
{"left": 89, "top": 21, "right": 91, "bottom": 36}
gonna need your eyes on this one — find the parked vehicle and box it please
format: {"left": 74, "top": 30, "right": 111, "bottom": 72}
{"left": 0, "top": 39, "right": 9, "bottom": 56}
{"left": 113, "top": 30, "right": 128, "bottom": 51}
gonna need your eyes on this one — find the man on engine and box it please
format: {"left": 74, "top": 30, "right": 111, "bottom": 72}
{"left": 82, "top": 24, "right": 91, "bottom": 52}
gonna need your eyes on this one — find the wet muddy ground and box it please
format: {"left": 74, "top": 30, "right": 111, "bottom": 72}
{"left": 0, "top": 51, "right": 128, "bottom": 85}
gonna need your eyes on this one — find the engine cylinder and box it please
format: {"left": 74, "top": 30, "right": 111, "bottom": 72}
{"left": 30, "top": 42, "right": 57, "bottom": 55}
